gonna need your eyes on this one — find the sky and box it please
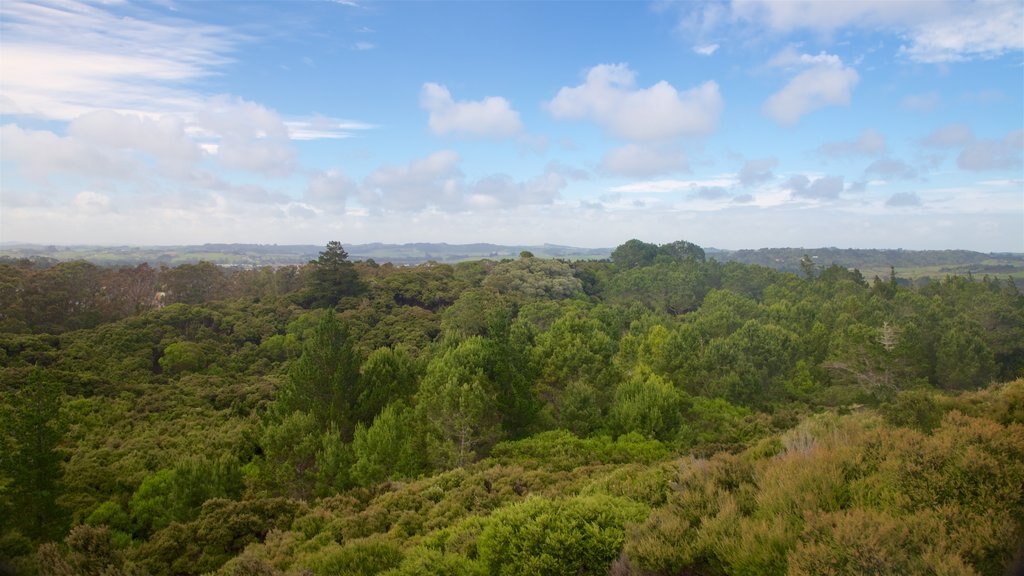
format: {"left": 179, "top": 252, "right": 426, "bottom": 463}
{"left": 1, "top": 0, "right": 1022, "bottom": 251}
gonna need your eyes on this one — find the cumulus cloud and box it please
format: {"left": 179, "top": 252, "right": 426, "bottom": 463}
{"left": 67, "top": 110, "right": 201, "bottom": 174}
{"left": 819, "top": 129, "right": 887, "bottom": 156}
{"left": 763, "top": 50, "right": 859, "bottom": 125}
{"left": 362, "top": 150, "right": 463, "bottom": 211}
{"left": 360, "top": 152, "right": 573, "bottom": 212}
{"left": 547, "top": 63, "right": 722, "bottom": 141}
{"left": 306, "top": 170, "right": 357, "bottom": 211}
{"left": 921, "top": 123, "right": 974, "bottom": 148}
{"left": 886, "top": 192, "right": 922, "bottom": 207}
{"left": 958, "top": 130, "right": 1024, "bottom": 171}
{"left": 696, "top": 186, "right": 728, "bottom": 199}
{"left": 420, "top": 83, "right": 523, "bottom": 139}
{"left": 0, "top": 124, "right": 136, "bottom": 182}
{"left": 467, "top": 169, "right": 565, "bottom": 209}
{"left": 599, "top": 144, "right": 689, "bottom": 177}
{"left": 785, "top": 174, "right": 845, "bottom": 199}
{"left": 865, "top": 157, "right": 918, "bottom": 180}
{"left": 196, "top": 96, "right": 296, "bottom": 176}
{"left": 737, "top": 157, "right": 778, "bottom": 186}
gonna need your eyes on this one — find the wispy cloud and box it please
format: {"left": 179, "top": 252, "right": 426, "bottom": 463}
{"left": 0, "top": 0, "right": 240, "bottom": 120}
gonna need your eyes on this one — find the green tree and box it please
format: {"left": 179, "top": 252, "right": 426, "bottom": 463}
{"left": 158, "top": 341, "right": 207, "bottom": 375}
{"left": 658, "top": 240, "right": 706, "bottom": 263}
{"left": 300, "top": 241, "right": 363, "bottom": 308}
{"left": 611, "top": 239, "right": 659, "bottom": 270}
{"left": 936, "top": 318, "right": 997, "bottom": 390}
{"left": 357, "top": 346, "right": 419, "bottom": 424}
{"left": 351, "top": 401, "right": 425, "bottom": 486}
{"left": 416, "top": 337, "right": 502, "bottom": 468}
{"left": 610, "top": 367, "right": 686, "bottom": 441}
{"left": 0, "top": 368, "right": 67, "bottom": 540}
{"left": 277, "top": 312, "right": 361, "bottom": 437}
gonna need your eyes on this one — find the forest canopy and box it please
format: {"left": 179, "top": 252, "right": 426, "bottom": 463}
{"left": 1, "top": 240, "right": 1022, "bottom": 575}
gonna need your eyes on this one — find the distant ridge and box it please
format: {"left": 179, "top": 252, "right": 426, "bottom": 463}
{"left": 1, "top": 243, "right": 1021, "bottom": 278}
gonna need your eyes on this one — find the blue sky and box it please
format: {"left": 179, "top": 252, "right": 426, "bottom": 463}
{"left": 1, "top": 0, "right": 1022, "bottom": 250}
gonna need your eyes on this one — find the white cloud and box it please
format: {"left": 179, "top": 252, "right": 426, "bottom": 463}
{"left": 360, "top": 152, "right": 574, "bottom": 212}
{"left": 958, "top": 130, "right": 1024, "bottom": 171}
{"left": 865, "top": 157, "right": 919, "bottom": 180}
{"left": 362, "top": 150, "right": 464, "bottom": 210}
{"left": 72, "top": 191, "right": 113, "bottom": 214}
{"left": 609, "top": 177, "right": 738, "bottom": 194}
{"left": 467, "top": 169, "right": 565, "bottom": 209}
{"left": 819, "top": 129, "right": 887, "bottom": 156}
{"left": 196, "top": 96, "right": 296, "bottom": 177}
{"left": 763, "top": 50, "right": 859, "bottom": 125}
{"left": 306, "top": 170, "right": 357, "bottom": 211}
{"left": 899, "top": 1, "right": 1024, "bottom": 63}
{"left": 785, "top": 174, "right": 845, "bottom": 199}
{"left": 0, "top": 123, "right": 136, "bottom": 182}
{"left": 547, "top": 63, "right": 722, "bottom": 141}
{"left": 0, "top": 0, "right": 373, "bottom": 145}
{"left": 732, "top": 0, "right": 921, "bottom": 33}
{"left": 886, "top": 192, "right": 922, "bottom": 207}
{"left": 921, "top": 123, "right": 974, "bottom": 148}
{"left": 420, "top": 83, "right": 523, "bottom": 139}
{"left": 353, "top": 41, "right": 375, "bottom": 51}
{"left": 737, "top": 157, "right": 778, "bottom": 186}
{"left": 694, "top": 43, "right": 719, "bottom": 55}
{"left": 67, "top": 110, "right": 202, "bottom": 174}
{"left": 729, "top": 0, "right": 1023, "bottom": 63}
{"left": 286, "top": 117, "right": 376, "bottom": 140}
{"left": 599, "top": 144, "right": 689, "bottom": 177}
{"left": 0, "top": 0, "right": 238, "bottom": 121}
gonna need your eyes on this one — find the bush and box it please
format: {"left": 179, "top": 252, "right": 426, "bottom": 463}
{"left": 476, "top": 494, "right": 647, "bottom": 576}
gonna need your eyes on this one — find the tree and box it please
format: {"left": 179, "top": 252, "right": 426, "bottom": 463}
{"left": 935, "top": 318, "right": 997, "bottom": 390}
{"left": 611, "top": 239, "right": 659, "bottom": 270}
{"left": 610, "top": 366, "right": 685, "bottom": 441}
{"left": 276, "top": 312, "right": 361, "bottom": 438}
{"left": 658, "top": 240, "right": 706, "bottom": 263}
{"left": 416, "top": 337, "right": 502, "bottom": 468}
{"left": 300, "top": 241, "right": 363, "bottom": 309}
{"left": 356, "top": 346, "right": 419, "bottom": 424}
{"left": 0, "top": 368, "right": 67, "bottom": 540}
{"left": 351, "top": 401, "right": 425, "bottom": 486}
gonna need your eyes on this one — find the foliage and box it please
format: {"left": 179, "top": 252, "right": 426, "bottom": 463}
{"left": 476, "top": 494, "right": 648, "bottom": 576}
{"left": 299, "top": 241, "right": 363, "bottom": 309}
{"left": 3, "top": 242, "right": 1024, "bottom": 575}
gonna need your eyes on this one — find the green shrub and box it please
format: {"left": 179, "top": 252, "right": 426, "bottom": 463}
{"left": 477, "top": 494, "right": 647, "bottom": 576}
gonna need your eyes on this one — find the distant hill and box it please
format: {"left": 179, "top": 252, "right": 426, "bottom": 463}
{"left": 706, "top": 247, "right": 1024, "bottom": 279}
{"left": 1, "top": 242, "right": 1021, "bottom": 278}
{"left": 0, "top": 242, "right": 611, "bottom": 267}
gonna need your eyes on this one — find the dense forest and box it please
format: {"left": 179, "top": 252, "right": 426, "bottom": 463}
{"left": 1, "top": 239, "right": 1022, "bottom": 575}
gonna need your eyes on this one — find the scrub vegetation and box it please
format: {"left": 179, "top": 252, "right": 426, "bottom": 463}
{"left": 1, "top": 239, "right": 1022, "bottom": 575}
